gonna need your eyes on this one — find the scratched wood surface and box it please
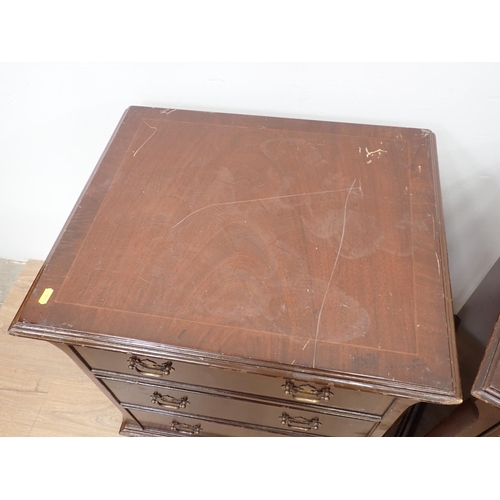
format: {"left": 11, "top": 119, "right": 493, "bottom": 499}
{"left": 10, "top": 107, "right": 460, "bottom": 402}
{"left": 0, "top": 261, "right": 122, "bottom": 436}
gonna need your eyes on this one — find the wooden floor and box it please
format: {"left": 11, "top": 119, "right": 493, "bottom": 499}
{"left": 0, "top": 260, "right": 123, "bottom": 437}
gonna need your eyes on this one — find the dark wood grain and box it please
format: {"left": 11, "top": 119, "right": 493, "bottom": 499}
{"left": 9, "top": 107, "right": 461, "bottom": 435}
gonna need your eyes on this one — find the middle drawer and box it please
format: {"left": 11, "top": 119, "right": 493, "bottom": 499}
{"left": 99, "top": 375, "right": 380, "bottom": 436}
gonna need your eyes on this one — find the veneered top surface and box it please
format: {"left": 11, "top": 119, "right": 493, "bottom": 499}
{"left": 11, "top": 106, "right": 460, "bottom": 401}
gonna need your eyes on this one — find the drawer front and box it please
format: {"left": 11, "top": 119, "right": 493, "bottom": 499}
{"left": 74, "top": 346, "right": 393, "bottom": 415}
{"left": 127, "top": 407, "right": 291, "bottom": 437}
{"left": 101, "top": 377, "right": 378, "bottom": 436}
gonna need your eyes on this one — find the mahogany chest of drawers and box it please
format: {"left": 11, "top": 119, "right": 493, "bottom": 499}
{"left": 9, "top": 106, "right": 462, "bottom": 436}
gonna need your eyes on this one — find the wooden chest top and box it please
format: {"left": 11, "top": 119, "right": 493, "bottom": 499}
{"left": 11, "top": 106, "right": 461, "bottom": 403}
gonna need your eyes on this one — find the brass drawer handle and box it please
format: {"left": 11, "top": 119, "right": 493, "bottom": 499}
{"left": 171, "top": 420, "right": 202, "bottom": 436}
{"left": 128, "top": 356, "right": 174, "bottom": 378}
{"left": 282, "top": 380, "right": 331, "bottom": 403}
{"left": 281, "top": 412, "right": 321, "bottom": 431}
{"left": 151, "top": 391, "right": 189, "bottom": 410}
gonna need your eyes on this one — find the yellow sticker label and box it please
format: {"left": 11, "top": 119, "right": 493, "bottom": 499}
{"left": 38, "top": 288, "right": 54, "bottom": 305}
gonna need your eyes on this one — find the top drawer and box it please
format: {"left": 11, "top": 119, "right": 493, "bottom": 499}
{"left": 73, "top": 346, "right": 393, "bottom": 415}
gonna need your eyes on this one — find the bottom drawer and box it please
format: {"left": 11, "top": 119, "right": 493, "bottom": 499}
{"left": 127, "top": 406, "right": 294, "bottom": 437}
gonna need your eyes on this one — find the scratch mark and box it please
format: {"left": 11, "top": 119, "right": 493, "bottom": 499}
{"left": 133, "top": 121, "right": 157, "bottom": 157}
{"left": 365, "top": 147, "right": 387, "bottom": 159}
{"left": 435, "top": 252, "right": 441, "bottom": 276}
{"left": 291, "top": 359, "right": 296, "bottom": 365}
{"left": 172, "top": 184, "right": 363, "bottom": 229}
{"left": 139, "top": 277, "right": 150, "bottom": 284}
{"left": 161, "top": 109, "right": 176, "bottom": 115}
{"left": 302, "top": 340, "right": 310, "bottom": 350}
{"left": 312, "top": 178, "right": 357, "bottom": 368}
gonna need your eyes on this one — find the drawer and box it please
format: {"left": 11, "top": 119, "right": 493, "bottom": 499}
{"left": 100, "top": 376, "right": 378, "bottom": 436}
{"left": 74, "top": 346, "right": 393, "bottom": 415}
{"left": 126, "top": 407, "right": 293, "bottom": 437}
